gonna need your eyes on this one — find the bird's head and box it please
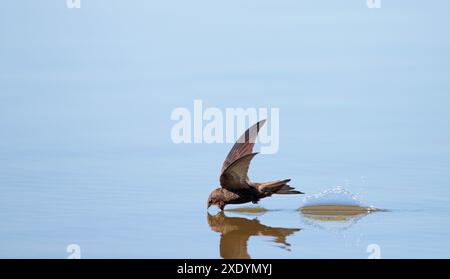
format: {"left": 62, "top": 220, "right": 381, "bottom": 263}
{"left": 207, "top": 188, "right": 224, "bottom": 209}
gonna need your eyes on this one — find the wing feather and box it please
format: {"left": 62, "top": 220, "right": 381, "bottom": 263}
{"left": 221, "top": 119, "right": 266, "bottom": 173}
{"left": 220, "top": 153, "right": 258, "bottom": 190}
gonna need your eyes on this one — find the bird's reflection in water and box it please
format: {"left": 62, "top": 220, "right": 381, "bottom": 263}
{"left": 207, "top": 211, "right": 301, "bottom": 259}
{"left": 299, "top": 205, "right": 379, "bottom": 232}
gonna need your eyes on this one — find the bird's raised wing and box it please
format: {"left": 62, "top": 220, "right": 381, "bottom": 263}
{"left": 220, "top": 153, "right": 258, "bottom": 190}
{"left": 221, "top": 119, "right": 266, "bottom": 173}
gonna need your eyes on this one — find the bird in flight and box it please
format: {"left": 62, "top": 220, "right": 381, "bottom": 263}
{"left": 207, "top": 119, "right": 303, "bottom": 211}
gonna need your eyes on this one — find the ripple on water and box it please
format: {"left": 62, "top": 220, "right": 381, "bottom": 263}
{"left": 298, "top": 186, "right": 381, "bottom": 232}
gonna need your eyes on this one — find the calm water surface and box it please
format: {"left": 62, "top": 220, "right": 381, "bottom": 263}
{"left": 1, "top": 1, "right": 450, "bottom": 258}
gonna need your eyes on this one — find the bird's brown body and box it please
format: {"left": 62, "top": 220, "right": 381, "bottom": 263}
{"left": 207, "top": 120, "right": 303, "bottom": 210}
{"left": 209, "top": 188, "right": 262, "bottom": 210}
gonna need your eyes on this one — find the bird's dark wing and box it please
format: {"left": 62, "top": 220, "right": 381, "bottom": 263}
{"left": 221, "top": 119, "right": 266, "bottom": 173}
{"left": 220, "top": 153, "right": 258, "bottom": 190}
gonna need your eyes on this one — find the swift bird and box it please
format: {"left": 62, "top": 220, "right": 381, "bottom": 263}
{"left": 207, "top": 119, "right": 303, "bottom": 211}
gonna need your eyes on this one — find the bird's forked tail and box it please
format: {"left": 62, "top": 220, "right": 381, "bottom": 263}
{"left": 257, "top": 179, "right": 304, "bottom": 195}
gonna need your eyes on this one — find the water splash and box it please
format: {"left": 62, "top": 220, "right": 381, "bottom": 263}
{"left": 298, "top": 186, "right": 379, "bottom": 233}
{"left": 302, "top": 186, "right": 365, "bottom": 207}
{"left": 299, "top": 210, "right": 368, "bottom": 233}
